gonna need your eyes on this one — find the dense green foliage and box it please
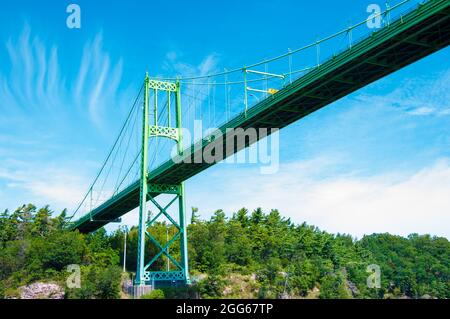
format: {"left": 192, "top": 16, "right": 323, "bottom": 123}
{"left": 0, "top": 204, "right": 122, "bottom": 299}
{"left": 141, "top": 289, "right": 165, "bottom": 299}
{"left": 1, "top": 205, "right": 448, "bottom": 299}
{"left": 186, "top": 208, "right": 449, "bottom": 298}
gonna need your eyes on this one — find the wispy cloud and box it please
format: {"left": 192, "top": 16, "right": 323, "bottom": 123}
{"left": 159, "top": 51, "right": 223, "bottom": 129}
{"left": 0, "top": 26, "right": 125, "bottom": 127}
{"left": 0, "top": 25, "right": 129, "bottom": 213}
{"left": 186, "top": 158, "right": 450, "bottom": 239}
{"left": 355, "top": 70, "right": 450, "bottom": 117}
{"left": 3, "top": 25, "right": 64, "bottom": 114}
{"left": 74, "top": 33, "right": 123, "bottom": 126}
{"left": 0, "top": 159, "right": 91, "bottom": 211}
{"left": 162, "top": 51, "right": 220, "bottom": 78}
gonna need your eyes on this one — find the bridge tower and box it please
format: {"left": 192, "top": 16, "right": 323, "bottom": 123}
{"left": 135, "top": 74, "right": 190, "bottom": 287}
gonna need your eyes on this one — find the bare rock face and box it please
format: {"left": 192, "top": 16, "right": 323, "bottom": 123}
{"left": 347, "top": 280, "right": 360, "bottom": 296}
{"left": 20, "top": 282, "right": 65, "bottom": 299}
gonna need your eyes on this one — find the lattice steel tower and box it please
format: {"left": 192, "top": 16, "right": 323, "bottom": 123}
{"left": 135, "top": 74, "right": 190, "bottom": 286}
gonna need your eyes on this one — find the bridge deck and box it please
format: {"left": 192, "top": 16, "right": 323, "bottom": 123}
{"left": 72, "top": 0, "right": 450, "bottom": 233}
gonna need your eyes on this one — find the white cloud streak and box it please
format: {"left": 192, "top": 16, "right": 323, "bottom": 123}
{"left": 0, "top": 27, "right": 124, "bottom": 127}
{"left": 0, "top": 26, "right": 127, "bottom": 213}
{"left": 187, "top": 158, "right": 450, "bottom": 239}
{"left": 0, "top": 161, "right": 89, "bottom": 211}
{"left": 356, "top": 69, "right": 450, "bottom": 117}
{"left": 162, "top": 51, "right": 220, "bottom": 78}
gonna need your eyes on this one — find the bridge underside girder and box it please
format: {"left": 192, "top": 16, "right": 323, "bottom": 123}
{"left": 72, "top": 0, "right": 450, "bottom": 234}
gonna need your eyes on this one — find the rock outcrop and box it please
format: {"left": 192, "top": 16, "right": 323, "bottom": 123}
{"left": 20, "top": 282, "right": 65, "bottom": 299}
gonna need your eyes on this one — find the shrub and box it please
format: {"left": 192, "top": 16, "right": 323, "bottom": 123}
{"left": 141, "top": 289, "right": 165, "bottom": 299}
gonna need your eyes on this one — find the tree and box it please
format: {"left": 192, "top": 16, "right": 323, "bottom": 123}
{"left": 31, "top": 206, "right": 52, "bottom": 237}
{"left": 197, "top": 273, "right": 225, "bottom": 298}
{"left": 319, "top": 273, "right": 351, "bottom": 299}
{"left": 225, "top": 219, "right": 252, "bottom": 266}
{"left": 233, "top": 208, "right": 249, "bottom": 227}
{"left": 191, "top": 207, "right": 200, "bottom": 224}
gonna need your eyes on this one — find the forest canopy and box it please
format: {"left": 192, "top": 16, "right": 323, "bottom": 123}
{"left": 0, "top": 204, "right": 448, "bottom": 299}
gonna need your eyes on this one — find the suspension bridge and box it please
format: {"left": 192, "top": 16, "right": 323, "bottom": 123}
{"left": 67, "top": 0, "right": 450, "bottom": 287}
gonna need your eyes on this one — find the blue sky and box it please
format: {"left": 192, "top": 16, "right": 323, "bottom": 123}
{"left": 0, "top": 0, "right": 449, "bottom": 238}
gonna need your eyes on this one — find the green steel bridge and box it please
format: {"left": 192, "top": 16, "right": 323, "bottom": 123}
{"left": 68, "top": 0, "right": 450, "bottom": 286}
